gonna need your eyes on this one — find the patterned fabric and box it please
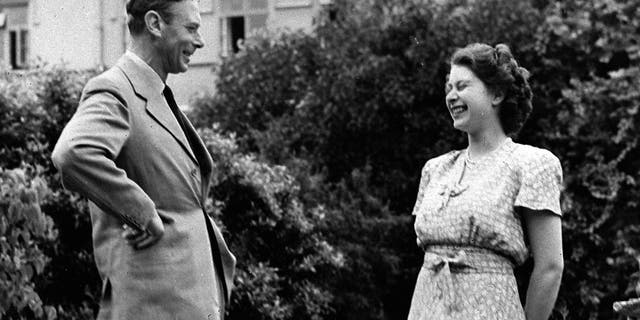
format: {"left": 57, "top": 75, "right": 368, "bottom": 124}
{"left": 408, "top": 138, "right": 562, "bottom": 320}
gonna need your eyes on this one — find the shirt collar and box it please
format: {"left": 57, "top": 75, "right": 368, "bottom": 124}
{"left": 124, "top": 50, "right": 166, "bottom": 95}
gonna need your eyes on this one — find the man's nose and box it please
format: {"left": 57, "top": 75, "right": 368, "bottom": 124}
{"left": 194, "top": 32, "right": 205, "bottom": 49}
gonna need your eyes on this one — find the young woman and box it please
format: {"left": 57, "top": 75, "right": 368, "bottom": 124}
{"left": 408, "top": 43, "right": 563, "bottom": 320}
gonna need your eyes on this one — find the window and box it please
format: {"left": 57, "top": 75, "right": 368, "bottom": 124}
{"left": 219, "top": 0, "right": 268, "bottom": 55}
{"left": 228, "top": 16, "right": 244, "bottom": 53}
{"left": 9, "top": 28, "right": 28, "bottom": 69}
{"left": 315, "top": 0, "right": 337, "bottom": 24}
{"left": 275, "top": 0, "right": 311, "bottom": 8}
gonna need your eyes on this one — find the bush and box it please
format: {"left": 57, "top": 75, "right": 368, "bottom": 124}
{"left": 0, "top": 66, "right": 100, "bottom": 320}
{"left": 3, "top": 0, "right": 639, "bottom": 318}
{"left": 0, "top": 166, "right": 57, "bottom": 319}
{"left": 190, "top": 0, "right": 640, "bottom": 318}
{"left": 524, "top": 1, "right": 640, "bottom": 317}
{"left": 201, "top": 127, "right": 345, "bottom": 319}
{"left": 1, "top": 63, "right": 348, "bottom": 320}
{"left": 552, "top": 66, "right": 640, "bottom": 318}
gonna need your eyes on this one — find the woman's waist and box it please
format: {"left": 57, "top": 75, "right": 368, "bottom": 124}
{"left": 421, "top": 244, "right": 514, "bottom": 274}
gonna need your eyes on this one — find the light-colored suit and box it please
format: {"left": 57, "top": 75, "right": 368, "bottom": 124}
{"left": 52, "top": 53, "right": 236, "bottom": 320}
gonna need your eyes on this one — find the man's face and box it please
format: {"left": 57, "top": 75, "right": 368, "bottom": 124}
{"left": 157, "top": 0, "right": 204, "bottom": 75}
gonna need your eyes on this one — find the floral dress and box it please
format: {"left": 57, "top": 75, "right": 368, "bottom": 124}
{"left": 407, "top": 138, "right": 562, "bottom": 320}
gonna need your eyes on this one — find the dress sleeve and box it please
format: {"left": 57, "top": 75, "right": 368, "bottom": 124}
{"left": 411, "top": 159, "right": 433, "bottom": 216}
{"left": 514, "top": 149, "right": 563, "bottom": 216}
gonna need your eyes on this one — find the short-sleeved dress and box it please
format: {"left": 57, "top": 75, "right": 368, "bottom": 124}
{"left": 407, "top": 138, "right": 562, "bottom": 320}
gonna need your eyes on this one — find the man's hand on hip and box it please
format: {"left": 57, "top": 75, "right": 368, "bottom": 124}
{"left": 122, "top": 215, "right": 165, "bottom": 250}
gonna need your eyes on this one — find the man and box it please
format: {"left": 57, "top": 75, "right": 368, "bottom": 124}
{"left": 51, "top": 1, "right": 235, "bottom": 319}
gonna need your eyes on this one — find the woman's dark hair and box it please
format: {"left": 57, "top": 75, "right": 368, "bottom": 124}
{"left": 126, "top": 0, "right": 184, "bottom": 35}
{"left": 450, "top": 43, "right": 533, "bottom": 135}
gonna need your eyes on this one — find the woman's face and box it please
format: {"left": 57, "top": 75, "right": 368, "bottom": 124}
{"left": 445, "top": 64, "right": 502, "bottom": 134}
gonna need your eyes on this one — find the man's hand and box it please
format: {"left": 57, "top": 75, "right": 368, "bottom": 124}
{"left": 122, "top": 215, "right": 165, "bottom": 250}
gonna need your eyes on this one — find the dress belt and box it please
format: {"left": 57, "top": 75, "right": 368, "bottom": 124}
{"left": 421, "top": 245, "right": 514, "bottom": 314}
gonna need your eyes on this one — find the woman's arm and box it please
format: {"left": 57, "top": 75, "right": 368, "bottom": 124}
{"left": 522, "top": 208, "right": 564, "bottom": 320}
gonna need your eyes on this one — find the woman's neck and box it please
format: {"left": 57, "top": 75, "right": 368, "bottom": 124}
{"left": 466, "top": 127, "right": 508, "bottom": 160}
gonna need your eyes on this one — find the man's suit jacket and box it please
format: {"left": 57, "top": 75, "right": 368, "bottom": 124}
{"left": 52, "top": 53, "right": 236, "bottom": 320}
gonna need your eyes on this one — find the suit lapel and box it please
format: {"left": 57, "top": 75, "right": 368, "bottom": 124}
{"left": 115, "top": 55, "right": 198, "bottom": 164}
{"left": 146, "top": 95, "right": 198, "bottom": 164}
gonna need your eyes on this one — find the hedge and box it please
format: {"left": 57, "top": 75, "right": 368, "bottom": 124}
{"left": 189, "top": 0, "right": 640, "bottom": 319}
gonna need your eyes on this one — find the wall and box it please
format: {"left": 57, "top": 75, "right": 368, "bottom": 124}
{"left": 30, "top": 0, "right": 103, "bottom": 69}
{"left": 2, "top": 0, "right": 324, "bottom": 105}
{"left": 271, "top": 0, "right": 318, "bottom": 32}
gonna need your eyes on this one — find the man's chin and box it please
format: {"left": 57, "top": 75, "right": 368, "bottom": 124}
{"left": 172, "top": 65, "right": 189, "bottom": 74}
{"left": 182, "top": 60, "right": 191, "bottom": 70}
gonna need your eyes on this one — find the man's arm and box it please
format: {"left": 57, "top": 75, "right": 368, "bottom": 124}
{"left": 52, "top": 81, "right": 163, "bottom": 248}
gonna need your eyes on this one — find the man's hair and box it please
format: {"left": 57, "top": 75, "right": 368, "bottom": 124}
{"left": 125, "top": 0, "right": 184, "bottom": 35}
{"left": 450, "top": 43, "right": 533, "bottom": 136}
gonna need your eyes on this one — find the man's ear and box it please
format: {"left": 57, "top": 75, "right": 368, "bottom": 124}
{"left": 144, "top": 10, "right": 163, "bottom": 37}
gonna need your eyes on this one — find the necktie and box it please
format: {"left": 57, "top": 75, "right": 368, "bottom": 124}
{"left": 163, "top": 85, "right": 198, "bottom": 157}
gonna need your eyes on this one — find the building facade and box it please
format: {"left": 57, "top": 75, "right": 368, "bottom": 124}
{"left": 0, "top": 0, "right": 329, "bottom": 105}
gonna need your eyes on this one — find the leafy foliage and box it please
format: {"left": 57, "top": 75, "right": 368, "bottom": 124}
{"left": 0, "top": 67, "right": 100, "bottom": 319}
{"left": 0, "top": 68, "right": 94, "bottom": 172}
{"left": 552, "top": 67, "right": 640, "bottom": 319}
{"left": 527, "top": 1, "right": 640, "bottom": 318}
{"left": 0, "top": 166, "right": 57, "bottom": 320}
{"left": 0, "top": 65, "right": 347, "bottom": 320}
{"left": 2, "top": 0, "right": 640, "bottom": 319}
{"left": 190, "top": 0, "right": 640, "bottom": 319}
{"left": 201, "top": 127, "right": 344, "bottom": 319}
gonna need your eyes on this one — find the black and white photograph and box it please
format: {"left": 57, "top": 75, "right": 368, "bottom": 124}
{"left": 0, "top": 0, "right": 638, "bottom": 319}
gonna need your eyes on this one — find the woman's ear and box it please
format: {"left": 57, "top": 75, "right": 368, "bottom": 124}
{"left": 144, "top": 10, "right": 164, "bottom": 37}
{"left": 492, "top": 91, "right": 505, "bottom": 107}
